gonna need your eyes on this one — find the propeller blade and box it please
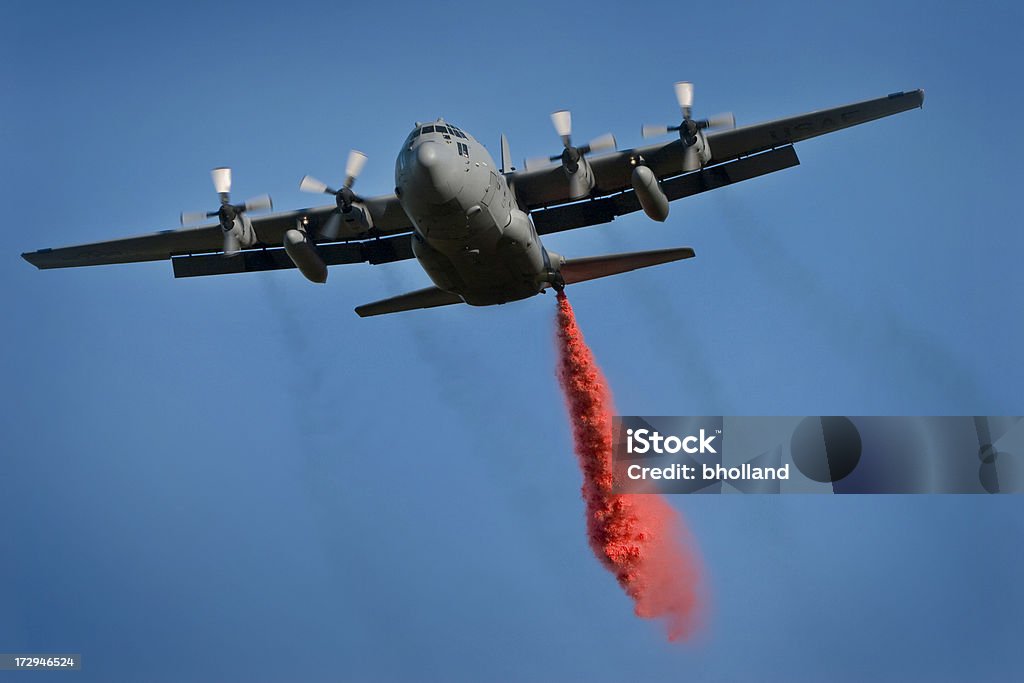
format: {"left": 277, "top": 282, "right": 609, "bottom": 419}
{"left": 299, "top": 175, "right": 332, "bottom": 195}
{"left": 223, "top": 231, "right": 240, "bottom": 257}
{"left": 674, "top": 81, "right": 694, "bottom": 111}
{"left": 550, "top": 110, "right": 572, "bottom": 142}
{"left": 586, "top": 132, "right": 616, "bottom": 153}
{"left": 321, "top": 212, "right": 342, "bottom": 240}
{"left": 211, "top": 167, "right": 232, "bottom": 195}
{"left": 243, "top": 194, "right": 273, "bottom": 213}
{"left": 706, "top": 112, "right": 736, "bottom": 129}
{"left": 524, "top": 156, "right": 555, "bottom": 172}
{"left": 683, "top": 145, "right": 700, "bottom": 172}
{"left": 344, "top": 150, "right": 368, "bottom": 186}
{"left": 642, "top": 124, "right": 670, "bottom": 138}
{"left": 181, "top": 211, "right": 211, "bottom": 225}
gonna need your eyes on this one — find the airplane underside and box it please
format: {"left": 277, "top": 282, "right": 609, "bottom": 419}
{"left": 410, "top": 208, "right": 551, "bottom": 307}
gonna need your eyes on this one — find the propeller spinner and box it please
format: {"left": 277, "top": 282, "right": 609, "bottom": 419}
{"left": 525, "top": 110, "right": 617, "bottom": 172}
{"left": 642, "top": 81, "right": 735, "bottom": 172}
{"left": 180, "top": 167, "right": 272, "bottom": 256}
{"left": 299, "top": 150, "right": 368, "bottom": 240}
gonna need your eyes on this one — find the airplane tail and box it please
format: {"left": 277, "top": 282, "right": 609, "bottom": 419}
{"left": 557, "top": 246, "right": 695, "bottom": 285}
{"left": 354, "top": 247, "right": 695, "bottom": 317}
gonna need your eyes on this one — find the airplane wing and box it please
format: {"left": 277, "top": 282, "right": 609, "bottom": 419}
{"left": 21, "top": 194, "right": 413, "bottom": 271}
{"left": 511, "top": 89, "right": 924, "bottom": 232}
{"left": 22, "top": 90, "right": 922, "bottom": 278}
{"left": 704, "top": 89, "right": 925, "bottom": 163}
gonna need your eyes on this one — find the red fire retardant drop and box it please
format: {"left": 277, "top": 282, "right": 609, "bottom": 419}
{"left": 555, "top": 292, "right": 703, "bottom": 641}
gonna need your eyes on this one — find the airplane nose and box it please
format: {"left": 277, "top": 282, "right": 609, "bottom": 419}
{"left": 417, "top": 140, "right": 442, "bottom": 169}
{"left": 404, "top": 141, "right": 458, "bottom": 205}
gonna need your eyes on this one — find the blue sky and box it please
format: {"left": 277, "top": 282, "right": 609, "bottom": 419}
{"left": 2, "top": 0, "right": 1022, "bottom": 680}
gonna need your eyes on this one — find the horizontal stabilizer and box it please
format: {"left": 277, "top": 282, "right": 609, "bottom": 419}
{"left": 355, "top": 286, "right": 464, "bottom": 317}
{"left": 560, "top": 246, "right": 696, "bottom": 285}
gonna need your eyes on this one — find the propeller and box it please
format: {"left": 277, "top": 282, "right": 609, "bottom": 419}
{"left": 642, "top": 81, "right": 735, "bottom": 171}
{"left": 180, "top": 167, "right": 273, "bottom": 256}
{"left": 299, "top": 149, "right": 368, "bottom": 240}
{"left": 525, "top": 110, "right": 617, "bottom": 172}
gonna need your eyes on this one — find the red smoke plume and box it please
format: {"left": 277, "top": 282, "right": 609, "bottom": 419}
{"left": 555, "top": 292, "right": 703, "bottom": 641}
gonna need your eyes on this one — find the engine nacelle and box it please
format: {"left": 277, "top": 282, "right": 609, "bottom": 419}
{"left": 283, "top": 229, "right": 327, "bottom": 283}
{"left": 631, "top": 165, "right": 669, "bottom": 222}
{"left": 563, "top": 154, "right": 596, "bottom": 200}
{"left": 690, "top": 130, "right": 713, "bottom": 168}
{"left": 225, "top": 213, "right": 258, "bottom": 249}
{"left": 335, "top": 202, "right": 374, "bottom": 238}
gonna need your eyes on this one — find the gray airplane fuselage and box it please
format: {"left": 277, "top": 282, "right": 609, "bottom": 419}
{"left": 395, "top": 119, "right": 556, "bottom": 306}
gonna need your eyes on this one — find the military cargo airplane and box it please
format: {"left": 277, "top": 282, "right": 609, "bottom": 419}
{"left": 22, "top": 83, "right": 924, "bottom": 317}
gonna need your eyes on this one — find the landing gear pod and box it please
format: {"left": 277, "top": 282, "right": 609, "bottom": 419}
{"left": 283, "top": 229, "right": 328, "bottom": 283}
{"left": 631, "top": 165, "right": 669, "bottom": 222}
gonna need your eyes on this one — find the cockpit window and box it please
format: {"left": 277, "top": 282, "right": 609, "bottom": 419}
{"left": 416, "top": 123, "right": 468, "bottom": 138}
